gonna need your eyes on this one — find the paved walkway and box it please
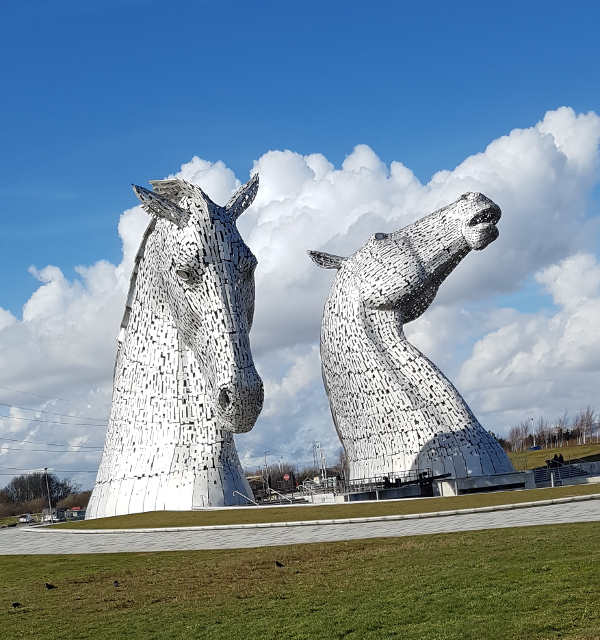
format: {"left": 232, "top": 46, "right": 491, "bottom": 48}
{"left": 2, "top": 496, "right": 600, "bottom": 555}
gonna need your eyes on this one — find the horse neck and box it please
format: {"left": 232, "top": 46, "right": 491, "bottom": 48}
{"left": 398, "top": 211, "right": 470, "bottom": 285}
{"left": 322, "top": 269, "right": 475, "bottom": 423}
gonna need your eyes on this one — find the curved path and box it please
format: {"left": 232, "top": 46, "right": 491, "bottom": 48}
{"left": 2, "top": 495, "right": 600, "bottom": 555}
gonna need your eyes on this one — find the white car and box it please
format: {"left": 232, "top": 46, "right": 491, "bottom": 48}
{"left": 18, "top": 514, "right": 34, "bottom": 524}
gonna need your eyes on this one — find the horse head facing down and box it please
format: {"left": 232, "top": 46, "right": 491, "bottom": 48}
{"left": 309, "top": 192, "right": 514, "bottom": 481}
{"left": 133, "top": 177, "right": 263, "bottom": 432}
{"left": 87, "top": 175, "right": 263, "bottom": 518}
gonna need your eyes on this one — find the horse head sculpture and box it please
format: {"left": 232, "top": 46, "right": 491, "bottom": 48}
{"left": 132, "top": 177, "right": 263, "bottom": 432}
{"left": 309, "top": 192, "right": 514, "bottom": 481}
{"left": 87, "top": 175, "right": 263, "bottom": 518}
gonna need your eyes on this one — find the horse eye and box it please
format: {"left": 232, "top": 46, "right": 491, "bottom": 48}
{"left": 176, "top": 269, "right": 191, "bottom": 281}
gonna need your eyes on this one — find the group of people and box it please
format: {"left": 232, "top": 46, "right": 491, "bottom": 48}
{"left": 547, "top": 453, "right": 565, "bottom": 468}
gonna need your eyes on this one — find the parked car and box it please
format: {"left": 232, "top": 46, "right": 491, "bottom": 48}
{"left": 41, "top": 507, "right": 67, "bottom": 522}
{"left": 18, "top": 514, "right": 34, "bottom": 523}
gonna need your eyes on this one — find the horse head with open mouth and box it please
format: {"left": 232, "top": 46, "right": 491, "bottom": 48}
{"left": 309, "top": 192, "right": 514, "bottom": 481}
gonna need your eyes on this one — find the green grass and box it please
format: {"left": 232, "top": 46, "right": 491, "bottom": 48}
{"left": 56, "top": 483, "right": 600, "bottom": 530}
{"left": 0, "top": 516, "right": 18, "bottom": 528}
{"left": 508, "top": 443, "right": 600, "bottom": 470}
{"left": 3, "top": 523, "right": 600, "bottom": 639}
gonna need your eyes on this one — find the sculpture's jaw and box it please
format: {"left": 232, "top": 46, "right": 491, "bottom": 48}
{"left": 463, "top": 204, "right": 501, "bottom": 250}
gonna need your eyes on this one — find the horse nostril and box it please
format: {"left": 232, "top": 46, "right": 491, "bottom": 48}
{"left": 218, "top": 389, "right": 232, "bottom": 411}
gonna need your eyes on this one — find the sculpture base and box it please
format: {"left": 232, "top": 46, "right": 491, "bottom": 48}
{"left": 434, "top": 471, "right": 535, "bottom": 497}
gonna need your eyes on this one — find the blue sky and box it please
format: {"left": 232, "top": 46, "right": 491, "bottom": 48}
{"left": 2, "top": 1, "right": 599, "bottom": 313}
{"left": 2, "top": 1, "right": 600, "bottom": 483}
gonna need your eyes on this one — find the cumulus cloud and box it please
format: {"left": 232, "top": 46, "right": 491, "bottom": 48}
{"left": 1, "top": 106, "right": 599, "bottom": 484}
{"left": 457, "top": 253, "right": 600, "bottom": 429}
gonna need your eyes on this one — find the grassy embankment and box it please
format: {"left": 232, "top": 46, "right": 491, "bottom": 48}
{"left": 56, "top": 483, "right": 600, "bottom": 530}
{"left": 0, "top": 516, "right": 18, "bottom": 528}
{"left": 3, "top": 522, "right": 600, "bottom": 639}
{"left": 508, "top": 442, "right": 600, "bottom": 470}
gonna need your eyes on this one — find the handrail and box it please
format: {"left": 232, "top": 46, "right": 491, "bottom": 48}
{"left": 191, "top": 496, "right": 217, "bottom": 509}
{"left": 233, "top": 490, "right": 258, "bottom": 506}
{"left": 268, "top": 488, "right": 293, "bottom": 503}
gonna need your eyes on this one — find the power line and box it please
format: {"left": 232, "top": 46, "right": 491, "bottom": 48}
{"left": 0, "top": 415, "right": 108, "bottom": 427}
{"left": 235, "top": 433, "right": 310, "bottom": 458}
{"left": 0, "top": 447, "right": 102, "bottom": 453}
{"left": 0, "top": 402, "right": 107, "bottom": 422}
{"left": 0, "top": 436, "right": 102, "bottom": 449}
{"left": 0, "top": 385, "right": 111, "bottom": 407}
{"left": 0, "top": 466, "right": 97, "bottom": 473}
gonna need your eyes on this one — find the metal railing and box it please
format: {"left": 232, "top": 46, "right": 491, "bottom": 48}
{"left": 191, "top": 496, "right": 221, "bottom": 509}
{"left": 232, "top": 490, "right": 258, "bottom": 506}
{"left": 342, "top": 469, "right": 434, "bottom": 494}
{"left": 268, "top": 488, "right": 293, "bottom": 504}
{"left": 534, "top": 463, "right": 590, "bottom": 484}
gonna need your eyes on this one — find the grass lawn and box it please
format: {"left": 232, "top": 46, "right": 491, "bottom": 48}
{"left": 508, "top": 443, "right": 600, "bottom": 470}
{"left": 0, "top": 516, "right": 18, "bottom": 528}
{"left": 56, "top": 483, "right": 600, "bottom": 530}
{"left": 3, "top": 522, "right": 600, "bottom": 639}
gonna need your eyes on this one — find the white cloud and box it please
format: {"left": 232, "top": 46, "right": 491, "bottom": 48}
{"left": 457, "top": 253, "right": 600, "bottom": 429}
{"left": 1, "top": 107, "right": 600, "bottom": 484}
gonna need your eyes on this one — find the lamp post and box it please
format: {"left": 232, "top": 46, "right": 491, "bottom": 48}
{"left": 44, "top": 468, "right": 53, "bottom": 524}
{"left": 531, "top": 418, "right": 535, "bottom": 447}
{"left": 264, "top": 452, "right": 270, "bottom": 502}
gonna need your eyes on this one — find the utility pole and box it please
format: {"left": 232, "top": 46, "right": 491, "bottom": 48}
{"left": 320, "top": 449, "right": 327, "bottom": 483}
{"left": 312, "top": 441, "right": 322, "bottom": 480}
{"left": 264, "top": 452, "right": 270, "bottom": 502}
{"left": 44, "top": 468, "right": 53, "bottom": 524}
{"left": 531, "top": 418, "right": 535, "bottom": 447}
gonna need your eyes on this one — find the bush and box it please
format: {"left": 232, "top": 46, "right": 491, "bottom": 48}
{"left": 0, "top": 497, "right": 47, "bottom": 518}
{"left": 56, "top": 491, "right": 92, "bottom": 509}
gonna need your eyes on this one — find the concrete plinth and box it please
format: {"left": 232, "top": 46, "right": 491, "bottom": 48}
{"left": 435, "top": 471, "right": 535, "bottom": 497}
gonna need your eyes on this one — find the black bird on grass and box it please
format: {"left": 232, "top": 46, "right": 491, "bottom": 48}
{"left": 12, "top": 603, "right": 21, "bottom": 608}
{"left": 45, "top": 583, "right": 57, "bottom": 590}
{"left": 114, "top": 581, "right": 120, "bottom": 588}
{"left": 275, "top": 561, "right": 284, "bottom": 568}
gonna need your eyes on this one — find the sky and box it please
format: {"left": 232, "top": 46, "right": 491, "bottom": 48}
{"left": 1, "top": 1, "right": 600, "bottom": 488}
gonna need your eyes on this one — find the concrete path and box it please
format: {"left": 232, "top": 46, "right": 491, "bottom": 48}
{"left": 2, "top": 496, "right": 600, "bottom": 555}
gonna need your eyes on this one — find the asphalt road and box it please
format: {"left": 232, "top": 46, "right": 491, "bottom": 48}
{"left": 1, "top": 497, "right": 599, "bottom": 555}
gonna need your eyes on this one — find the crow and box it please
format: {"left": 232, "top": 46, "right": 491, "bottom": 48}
{"left": 45, "top": 583, "right": 57, "bottom": 590}
{"left": 275, "top": 561, "right": 284, "bottom": 568}
{"left": 12, "top": 603, "right": 21, "bottom": 608}
{"left": 114, "top": 581, "right": 120, "bottom": 588}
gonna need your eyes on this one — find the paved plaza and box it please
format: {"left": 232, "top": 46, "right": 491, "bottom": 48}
{"left": 1, "top": 496, "right": 600, "bottom": 555}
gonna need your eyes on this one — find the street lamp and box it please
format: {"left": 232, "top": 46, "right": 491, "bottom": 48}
{"left": 264, "top": 452, "right": 270, "bottom": 502}
{"left": 44, "top": 468, "right": 53, "bottom": 524}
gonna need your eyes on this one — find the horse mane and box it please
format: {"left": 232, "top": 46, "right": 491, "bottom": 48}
{"left": 117, "top": 218, "right": 157, "bottom": 343}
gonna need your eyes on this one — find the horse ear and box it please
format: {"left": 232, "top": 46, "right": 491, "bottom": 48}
{"left": 225, "top": 174, "right": 259, "bottom": 221}
{"left": 307, "top": 250, "right": 346, "bottom": 270}
{"left": 132, "top": 184, "right": 190, "bottom": 229}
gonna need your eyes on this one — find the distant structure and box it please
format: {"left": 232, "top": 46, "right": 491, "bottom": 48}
{"left": 87, "top": 175, "right": 263, "bottom": 519}
{"left": 309, "top": 192, "right": 515, "bottom": 481}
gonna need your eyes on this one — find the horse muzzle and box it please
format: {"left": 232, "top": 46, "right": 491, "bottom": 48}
{"left": 215, "top": 373, "right": 264, "bottom": 433}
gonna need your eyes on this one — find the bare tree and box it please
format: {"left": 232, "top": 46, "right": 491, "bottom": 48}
{"left": 2, "top": 472, "right": 81, "bottom": 506}
{"left": 535, "top": 417, "right": 549, "bottom": 449}
{"left": 508, "top": 426, "right": 520, "bottom": 452}
{"left": 580, "top": 407, "right": 595, "bottom": 445}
